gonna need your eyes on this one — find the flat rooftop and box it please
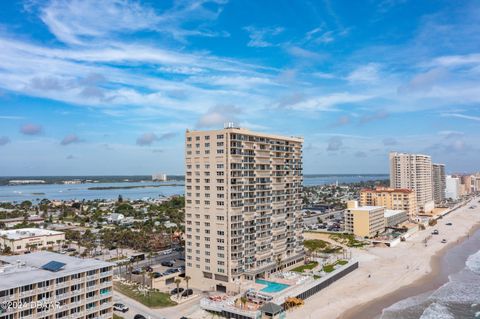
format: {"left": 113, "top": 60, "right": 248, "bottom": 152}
{"left": 0, "top": 252, "right": 114, "bottom": 290}
{"left": 349, "top": 206, "right": 384, "bottom": 211}
{"left": 384, "top": 209, "right": 407, "bottom": 218}
{"left": 0, "top": 228, "right": 64, "bottom": 240}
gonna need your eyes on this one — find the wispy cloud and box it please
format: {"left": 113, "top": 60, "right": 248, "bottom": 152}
{"left": 243, "top": 26, "right": 284, "bottom": 47}
{"left": 441, "top": 113, "right": 480, "bottom": 122}
{"left": 0, "top": 115, "right": 25, "bottom": 120}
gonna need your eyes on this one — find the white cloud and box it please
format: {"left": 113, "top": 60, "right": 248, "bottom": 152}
{"left": 243, "top": 26, "right": 284, "bottom": 47}
{"left": 346, "top": 63, "right": 381, "bottom": 83}
{"left": 286, "top": 46, "right": 325, "bottom": 60}
{"left": 288, "top": 92, "right": 372, "bottom": 110}
{"left": 196, "top": 105, "right": 242, "bottom": 128}
{"left": 38, "top": 0, "right": 229, "bottom": 45}
{"left": 441, "top": 113, "right": 480, "bottom": 122}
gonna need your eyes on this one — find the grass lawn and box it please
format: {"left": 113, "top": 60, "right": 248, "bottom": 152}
{"left": 329, "top": 233, "right": 368, "bottom": 248}
{"left": 113, "top": 314, "right": 124, "bottom": 319}
{"left": 291, "top": 261, "right": 319, "bottom": 273}
{"left": 337, "top": 259, "right": 348, "bottom": 265}
{"left": 303, "top": 239, "right": 343, "bottom": 255}
{"left": 322, "top": 264, "right": 335, "bottom": 273}
{"left": 114, "top": 282, "right": 176, "bottom": 308}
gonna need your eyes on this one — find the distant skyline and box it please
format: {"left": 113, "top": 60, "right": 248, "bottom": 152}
{"left": 0, "top": 0, "right": 479, "bottom": 175}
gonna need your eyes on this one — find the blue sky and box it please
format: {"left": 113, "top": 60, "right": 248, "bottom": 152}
{"left": 0, "top": 0, "right": 479, "bottom": 176}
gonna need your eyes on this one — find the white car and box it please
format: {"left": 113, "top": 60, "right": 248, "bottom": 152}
{"left": 113, "top": 303, "right": 129, "bottom": 313}
{"left": 162, "top": 249, "right": 172, "bottom": 255}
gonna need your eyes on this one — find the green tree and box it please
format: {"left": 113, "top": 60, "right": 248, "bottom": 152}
{"left": 174, "top": 278, "right": 182, "bottom": 300}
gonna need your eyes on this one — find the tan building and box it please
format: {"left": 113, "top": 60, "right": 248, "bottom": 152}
{"left": 432, "top": 163, "right": 446, "bottom": 205}
{"left": 344, "top": 201, "right": 385, "bottom": 238}
{"left": 360, "top": 187, "right": 417, "bottom": 216}
{"left": 389, "top": 152, "right": 434, "bottom": 213}
{"left": 184, "top": 126, "right": 304, "bottom": 292}
{"left": 0, "top": 228, "right": 65, "bottom": 253}
{"left": 0, "top": 252, "right": 114, "bottom": 319}
{"left": 384, "top": 209, "right": 408, "bottom": 228}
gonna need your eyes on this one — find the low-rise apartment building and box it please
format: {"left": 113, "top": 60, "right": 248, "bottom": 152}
{"left": 360, "top": 187, "right": 417, "bottom": 216}
{"left": 344, "top": 201, "right": 385, "bottom": 238}
{"left": 0, "top": 228, "right": 65, "bottom": 253}
{"left": 384, "top": 209, "right": 408, "bottom": 228}
{"left": 0, "top": 252, "right": 114, "bottom": 319}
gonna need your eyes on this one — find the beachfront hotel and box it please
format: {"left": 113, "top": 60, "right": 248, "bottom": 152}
{"left": 0, "top": 252, "right": 114, "bottom": 319}
{"left": 184, "top": 125, "right": 304, "bottom": 292}
{"left": 360, "top": 187, "right": 417, "bottom": 216}
{"left": 0, "top": 228, "right": 65, "bottom": 254}
{"left": 344, "top": 201, "right": 385, "bottom": 238}
{"left": 389, "top": 152, "right": 434, "bottom": 214}
{"left": 432, "top": 163, "right": 446, "bottom": 205}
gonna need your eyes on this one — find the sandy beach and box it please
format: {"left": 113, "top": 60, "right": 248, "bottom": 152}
{"left": 288, "top": 196, "right": 480, "bottom": 319}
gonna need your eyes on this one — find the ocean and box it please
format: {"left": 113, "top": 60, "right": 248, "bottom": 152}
{"left": 0, "top": 174, "right": 387, "bottom": 202}
{"left": 381, "top": 228, "right": 480, "bottom": 319}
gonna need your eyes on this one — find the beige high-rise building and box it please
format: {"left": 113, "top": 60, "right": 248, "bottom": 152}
{"left": 359, "top": 187, "right": 417, "bottom": 216}
{"left": 432, "top": 163, "right": 446, "bottom": 205}
{"left": 184, "top": 126, "right": 304, "bottom": 292}
{"left": 389, "top": 152, "right": 434, "bottom": 213}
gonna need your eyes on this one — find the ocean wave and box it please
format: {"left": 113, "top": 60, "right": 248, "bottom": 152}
{"left": 429, "top": 280, "right": 480, "bottom": 304}
{"left": 382, "top": 291, "right": 431, "bottom": 312}
{"left": 466, "top": 250, "right": 480, "bottom": 275}
{"left": 419, "top": 303, "right": 455, "bottom": 319}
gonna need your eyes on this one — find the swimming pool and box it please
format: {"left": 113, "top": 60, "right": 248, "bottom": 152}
{"left": 255, "top": 279, "right": 290, "bottom": 293}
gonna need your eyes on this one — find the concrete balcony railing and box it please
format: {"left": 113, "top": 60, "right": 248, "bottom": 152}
{"left": 0, "top": 294, "right": 17, "bottom": 303}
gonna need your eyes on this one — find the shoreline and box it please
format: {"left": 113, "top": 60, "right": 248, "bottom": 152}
{"left": 288, "top": 196, "right": 480, "bottom": 319}
{"left": 339, "top": 221, "right": 480, "bottom": 319}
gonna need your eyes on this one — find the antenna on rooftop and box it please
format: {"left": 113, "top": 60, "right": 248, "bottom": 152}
{"left": 224, "top": 122, "right": 239, "bottom": 129}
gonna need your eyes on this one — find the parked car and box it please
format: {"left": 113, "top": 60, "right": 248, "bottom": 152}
{"left": 171, "top": 287, "right": 184, "bottom": 295}
{"left": 65, "top": 248, "right": 76, "bottom": 252}
{"left": 144, "top": 266, "right": 153, "bottom": 272}
{"left": 152, "top": 272, "right": 163, "bottom": 278}
{"left": 432, "top": 230, "right": 439, "bottom": 235}
{"left": 441, "top": 239, "right": 447, "bottom": 243}
{"left": 161, "top": 260, "right": 175, "bottom": 267}
{"left": 165, "top": 268, "right": 179, "bottom": 274}
{"left": 445, "top": 222, "right": 453, "bottom": 226}
{"left": 162, "top": 249, "right": 172, "bottom": 255}
{"left": 134, "top": 315, "right": 147, "bottom": 319}
{"left": 113, "top": 303, "right": 129, "bottom": 313}
{"left": 131, "top": 268, "right": 142, "bottom": 275}
{"left": 181, "top": 289, "right": 193, "bottom": 297}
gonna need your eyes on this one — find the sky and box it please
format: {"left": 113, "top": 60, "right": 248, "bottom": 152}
{"left": 0, "top": 0, "right": 479, "bottom": 176}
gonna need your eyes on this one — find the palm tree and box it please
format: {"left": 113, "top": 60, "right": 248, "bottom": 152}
{"left": 184, "top": 275, "right": 191, "bottom": 293}
{"left": 240, "top": 296, "right": 247, "bottom": 310}
{"left": 148, "top": 272, "right": 155, "bottom": 289}
{"left": 174, "top": 278, "right": 182, "bottom": 301}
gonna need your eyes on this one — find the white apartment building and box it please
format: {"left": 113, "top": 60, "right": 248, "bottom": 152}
{"left": 184, "top": 126, "right": 304, "bottom": 292}
{"left": 446, "top": 175, "right": 461, "bottom": 200}
{"left": 432, "top": 163, "right": 446, "bottom": 205}
{"left": 0, "top": 228, "right": 65, "bottom": 253}
{"left": 0, "top": 252, "right": 114, "bottom": 319}
{"left": 389, "top": 152, "right": 434, "bottom": 213}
